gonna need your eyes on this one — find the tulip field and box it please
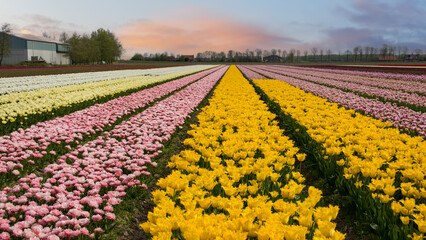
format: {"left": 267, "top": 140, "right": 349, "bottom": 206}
{"left": 0, "top": 63, "right": 426, "bottom": 239}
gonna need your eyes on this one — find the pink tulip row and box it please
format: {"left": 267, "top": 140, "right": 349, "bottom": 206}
{"left": 262, "top": 65, "right": 426, "bottom": 95}
{"left": 243, "top": 66, "right": 426, "bottom": 138}
{"left": 0, "top": 66, "right": 228, "bottom": 239}
{"left": 237, "top": 65, "right": 266, "bottom": 79}
{"left": 291, "top": 65, "right": 426, "bottom": 82}
{"left": 251, "top": 66, "right": 426, "bottom": 109}
{"left": 0, "top": 67, "right": 221, "bottom": 182}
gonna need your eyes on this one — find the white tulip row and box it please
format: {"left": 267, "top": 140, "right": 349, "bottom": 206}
{"left": 0, "top": 65, "right": 217, "bottom": 124}
{"left": 0, "top": 65, "right": 216, "bottom": 94}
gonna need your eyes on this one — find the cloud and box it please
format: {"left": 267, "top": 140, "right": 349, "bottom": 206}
{"left": 321, "top": 27, "right": 385, "bottom": 50}
{"left": 117, "top": 9, "right": 298, "bottom": 58}
{"left": 348, "top": 0, "right": 426, "bottom": 29}
{"left": 316, "top": 0, "right": 426, "bottom": 52}
{"left": 12, "top": 14, "right": 87, "bottom": 39}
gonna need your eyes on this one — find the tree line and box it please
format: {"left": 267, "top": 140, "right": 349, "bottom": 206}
{"left": 192, "top": 45, "right": 425, "bottom": 62}
{"left": 60, "top": 29, "right": 123, "bottom": 64}
{"left": 130, "top": 45, "right": 425, "bottom": 63}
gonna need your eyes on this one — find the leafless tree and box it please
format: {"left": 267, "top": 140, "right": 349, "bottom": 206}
{"left": 255, "top": 49, "right": 262, "bottom": 61}
{"left": 353, "top": 46, "right": 360, "bottom": 62}
{"left": 401, "top": 46, "right": 409, "bottom": 56}
{"left": 364, "top": 46, "right": 370, "bottom": 61}
{"left": 327, "top": 49, "right": 332, "bottom": 62}
{"left": 311, "top": 47, "right": 318, "bottom": 61}
{"left": 380, "top": 44, "right": 388, "bottom": 57}
{"left": 371, "top": 48, "right": 378, "bottom": 60}
{"left": 59, "top": 32, "right": 69, "bottom": 43}
{"left": 0, "top": 23, "right": 12, "bottom": 65}
{"left": 345, "top": 50, "right": 351, "bottom": 62}
{"left": 414, "top": 49, "right": 423, "bottom": 55}
{"left": 289, "top": 49, "right": 296, "bottom": 63}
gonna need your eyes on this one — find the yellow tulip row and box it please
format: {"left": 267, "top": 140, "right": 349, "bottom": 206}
{"left": 141, "top": 66, "right": 344, "bottom": 240}
{"left": 253, "top": 79, "right": 426, "bottom": 239}
{"left": 0, "top": 68, "right": 210, "bottom": 124}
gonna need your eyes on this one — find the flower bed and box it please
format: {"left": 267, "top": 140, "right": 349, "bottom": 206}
{"left": 0, "top": 66, "right": 217, "bottom": 135}
{"left": 141, "top": 66, "right": 344, "bottom": 240}
{"left": 0, "top": 65, "right": 216, "bottom": 95}
{"left": 0, "top": 67, "right": 223, "bottom": 185}
{"left": 0, "top": 67, "right": 227, "bottom": 239}
{"left": 252, "top": 65, "right": 426, "bottom": 110}
{"left": 300, "top": 65, "right": 426, "bottom": 81}
{"left": 254, "top": 78, "right": 426, "bottom": 239}
{"left": 261, "top": 65, "right": 426, "bottom": 95}
{"left": 244, "top": 66, "right": 426, "bottom": 138}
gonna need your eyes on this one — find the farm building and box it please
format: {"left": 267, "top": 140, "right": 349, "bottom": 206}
{"left": 263, "top": 54, "right": 282, "bottom": 62}
{"left": 182, "top": 55, "right": 194, "bottom": 61}
{"left": 378, "top": 55, "right": 397, "bottom": 61}
{"left": 2, "top": 34, "right": 71, "bottom": 65}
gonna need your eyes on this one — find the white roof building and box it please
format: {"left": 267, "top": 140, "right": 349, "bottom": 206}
{"left": 3, "top": 33, "right": 71, "bottom": 65}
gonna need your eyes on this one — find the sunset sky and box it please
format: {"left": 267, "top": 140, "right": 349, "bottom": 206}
{"left": 1, "top": 0, "right": 425, "bottom": 59}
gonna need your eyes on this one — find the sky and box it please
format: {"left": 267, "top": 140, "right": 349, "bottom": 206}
{"left": 1, "top": 0, "right": 425, "bottom": 59}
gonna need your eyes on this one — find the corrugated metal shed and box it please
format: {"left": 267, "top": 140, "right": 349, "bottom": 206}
{"left": 2, "top": 33, "right": 70, "bottom": 65}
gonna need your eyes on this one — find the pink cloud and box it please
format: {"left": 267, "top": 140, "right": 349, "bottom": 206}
{"left": 117, "top": 11, "right": 297, "bottom": 57}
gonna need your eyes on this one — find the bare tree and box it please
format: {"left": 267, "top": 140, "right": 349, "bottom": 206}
{"left": 364, "top": 46, "right": 370, "bottom": 61}
{"left": 296, "top": 50, "right": 300, "bottom": 62}
{"left": 59, "top": 32, "right": 69, "bottom": 43}
{"left": 0, "top": 23, "right": 12, "bottom": 65}
{"left": 311, "top": 47, "right": 318, "bottom": 61}
{"left": 380, "top": 44, "right": 389, "bottom": 57}
{"left": 271, "top": 49, "right": 277, "bottom": 55}
{"left": 327, "top": 49, "right": 332, "bottom": 62}
{"left": 282, "top": 50, "right": 287, "bottom": 62}
{"left": 219, "top": 51, "right": 226, "bottom": 61}
{"left": 255, "top": 49, "right": 262, "bottom": 61}
{"left": 401, "top": 46, "right": 409, "bottom": 56}
{"left": 304, "top": 50, "right": 308, "bottom": 61}
{"left": 345, "top": 50, "right": 351, "bottom": 62}
{"left": 389, "top": 46, "right": 396, "bottom": 56}
{"left": 371, "top": 48, "right": 378, "bottom": 60}
{"left": 397, "top": 46, "right": 401, "bottom": 60}
{"left": 227, "top": 50, "right": 234, "bottom": 61}
{"left": 320, "top": 49, "right": 323, "bottom": 62}
{"left": 414, "top": 49, "right": 423, "bottom": 55}
{"left": 353, "top": 46, "right": 360, "bottom": 62}
{"left": 42, "top": 32, "right": 51, "bottom": 39}
{"left": 289, "top": 49, "right": 296, "bottom": 63}
{"left": 278, "top": 49, "right": 281, "bottom": 58}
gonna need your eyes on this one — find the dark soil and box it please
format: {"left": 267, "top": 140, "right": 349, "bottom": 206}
{"left": 0, "top": 63, "right": 185, "bottom": 77}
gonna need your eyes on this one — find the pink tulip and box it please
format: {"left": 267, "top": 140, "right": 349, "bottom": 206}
{"left": 0, "top": 232, "right": 10, "bottom": 239}
{"left": 91, "top": 214, "right": 102, "bottom": 222}
{"left": 105, "top": 212, "right": 116, "bottom": 220}
{"left": 0, "top": 66, "right": 229, "bottom": 238}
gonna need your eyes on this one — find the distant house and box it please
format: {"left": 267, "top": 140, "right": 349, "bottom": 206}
{"left": 263, "top": 55, "right": 282, "bottom": 62}
{"left": 182, "top": 55, "right": 194, "bottom": 61}
{"left": 2, "top": 33, "right": 71, "bottom": 65}
{"left": 378, "top": 55, "right": 397, "bottom": 61}
{"left": 404, "top": 54, "right": 420, "bottom": 61}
